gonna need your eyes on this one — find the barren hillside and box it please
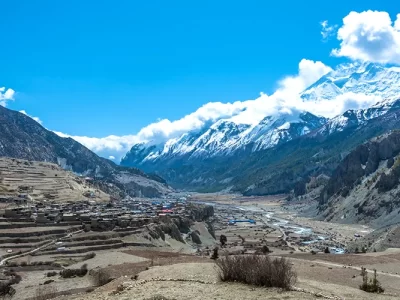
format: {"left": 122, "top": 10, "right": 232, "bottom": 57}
{"left": 0, "top": 157, "right": 110, "bottom": 203}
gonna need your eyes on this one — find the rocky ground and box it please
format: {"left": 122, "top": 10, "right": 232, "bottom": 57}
{"left": 58, "top": 258, "right": 400, "bottom": 300}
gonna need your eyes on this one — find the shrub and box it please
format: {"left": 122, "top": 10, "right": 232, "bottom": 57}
{"left": 210, "top": 247, "right": 219, "bottom": 260}
{"left": 51, "top": 262, "right": 62, "bottom": 268}
{"left": 0, "top": 281, "right": 15, "bottom": 298}
{"left": 60, "top": 265, "right": 88, "bottom": 279}
{"left": 359, "top": 267, "right": 384, "bottom": 294}
{"left": 220, "top": 235, "right": 227, "bottom": 247}
{"left": 261, "top": 246, "right": 270, "bottom": 254}
{"left": 90, "top": 268, "right": 114, "bottom": 286}
{"left": 84, "top": 252, "right": 96, "bottom": 260}
{"left": 216, "top": 255, "right": 296, "bottom": 290}
{"left": 46, "top": 271, "right": 58, "bottom": 277}
{"left": 9, "top": 273, "right": 22, "bottom": 285}
{"left": 20, "top": 261, "right": 28, "bottom": 267}
{"left": 6, "top": 261, "right": 19, "bottom": 267}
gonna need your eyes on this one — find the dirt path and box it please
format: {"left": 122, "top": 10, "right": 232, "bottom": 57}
{"left": 287, "top": 256, "right": 400, "bottom": 279}
{"left": 0, "top": 229, "right": 83, "bottom": 266}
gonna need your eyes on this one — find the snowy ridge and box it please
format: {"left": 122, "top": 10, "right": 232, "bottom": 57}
{"left": 123, "top": 111, "right": 326, "bottom": 163}
{"left": 301, "top": 63, "right": 400, "bottom": 101}
{"left": 122, "top": 62, "right": 400, "bottom": 167}
{"left": 316, "top": 98, "right": 400, "bottom": 136}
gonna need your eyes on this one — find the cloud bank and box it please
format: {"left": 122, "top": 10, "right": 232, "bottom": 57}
{"left": 55, "top": 58, "right": 335, "bottom": 158}
{"left": 54, "top": 58, "right": 379, "bottom": 160}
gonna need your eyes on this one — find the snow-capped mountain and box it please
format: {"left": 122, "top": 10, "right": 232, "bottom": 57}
{"left": 121, "top": 62, "right": 400, "bottom": 170}
{"left": 315, "top": 98, "right": 400, "bottom": 136}
{"left": 301, "top": 62, "right": 400, "bottom": 101}
{"left": 122, "top": 111, "right": 327, "bottom": 166}
{"left": 248, "top": 112, "right": 326, "bottom": 151}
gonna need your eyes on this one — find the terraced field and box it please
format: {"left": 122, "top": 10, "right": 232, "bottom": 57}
{"left": 0, "top": 157, "right": 110, "bottom": 203}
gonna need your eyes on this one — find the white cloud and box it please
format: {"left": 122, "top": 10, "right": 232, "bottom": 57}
{"left": 53, "top": 131, "right": 139, "bottom": 153}
{"left": 54, "top": 59, "right": 338, "bottom": 159}
{"left": 228, "top": 59, "right": 333, "bottom": 124}
{"left": 19, "top": 110, "right": 43, "bottom": 125}
{"left": 9, "top": 11, "right": 398, "bottom": 161}
{"left": 58, "top": 55, "right": 385, "bottom": 162}
{"left": 321, "top": 20, "right": 337, "bottom": 41}
{"left": 332, "top": 10, "right": 400, "bottom": 64}
{"left": 0, "top": 87, "right": 15, "bottom": 107}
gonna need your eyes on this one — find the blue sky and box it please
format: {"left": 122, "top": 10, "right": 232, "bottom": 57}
{"left": 1, "top": 0, "right": 399, "bottom": 159}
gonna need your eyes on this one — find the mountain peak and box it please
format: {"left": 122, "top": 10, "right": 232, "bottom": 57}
{"left": 300, "top": 62, "right": 400, "bottom": 102}
{"left": 122, "top": 62, "right": 400, "bottom": 189}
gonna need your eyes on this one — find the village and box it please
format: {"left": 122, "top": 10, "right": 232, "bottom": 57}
{"left": 0, "top": 195, "right": 189, "bottom": 233}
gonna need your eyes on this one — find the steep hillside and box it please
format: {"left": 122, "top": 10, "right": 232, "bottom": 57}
{"left": 0, "top": 106, "right": 171, "bottom": 198}
{"left": 0, "top": 157, "right": 111, "bottom": 202}
{"left": 319, "top": 131, "right": 400, "bottom": 227}
{"left": 348, "top": 223, "right": 400, "bottom": 252}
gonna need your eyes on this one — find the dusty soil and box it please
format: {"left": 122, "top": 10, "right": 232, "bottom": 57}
{"left": 67, "top": 251, "right": 149, "bottom": 270}
{"left": 103, "top": 252, "right": 208, "bottom": 279}
{"left": 14, "top": 270, "right": 92, "bottom": 300}
{"left": 59, "top": 261, "right": 400, "bottom": 300}
{"left": 59, "top": 263, "right": 317, "bottom": 300}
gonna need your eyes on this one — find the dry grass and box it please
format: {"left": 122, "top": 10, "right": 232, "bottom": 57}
{"left": 216, "top": 255, "right": 297, "bottom": 290}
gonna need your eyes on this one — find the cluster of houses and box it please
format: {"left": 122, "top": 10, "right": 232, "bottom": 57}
{"left": 0, "top": 196, "right": 190, "bottom": 231}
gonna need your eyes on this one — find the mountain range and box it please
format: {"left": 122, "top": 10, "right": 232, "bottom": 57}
{"left": 120, "top": 62, "right": 400, "bottom": 195}
{"left": 2, "top": 61, "right": 400, "bottom": 205}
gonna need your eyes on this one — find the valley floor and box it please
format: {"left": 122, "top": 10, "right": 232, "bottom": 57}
{"left": 5, "top": 193, "right": 400, "bottom": 300}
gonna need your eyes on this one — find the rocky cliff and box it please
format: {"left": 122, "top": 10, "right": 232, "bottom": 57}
{"left": 319, "top": 130, "right": 400, "bottom": 226}
{"left": 145, "top": 205, "right": 215, "bottom": 244}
